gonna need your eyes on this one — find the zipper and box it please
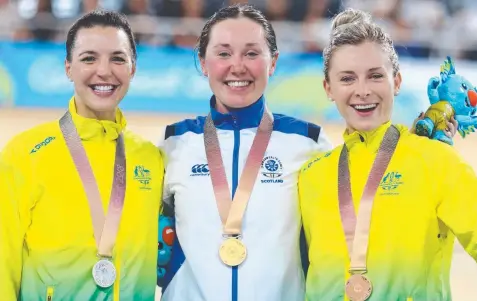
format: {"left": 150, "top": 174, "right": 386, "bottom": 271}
{"left": 231, "top": 115, "right": 240, "bottom": 301}
{"left": 46, "top": 286, "right": 54, "bottom": 301}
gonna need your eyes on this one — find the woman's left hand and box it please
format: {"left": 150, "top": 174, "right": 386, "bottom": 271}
{"left": 444, "top": 115, "right": 458, "bottom": 138}
{"left": 410, "top": 113, "right": 458, "bottom": 139}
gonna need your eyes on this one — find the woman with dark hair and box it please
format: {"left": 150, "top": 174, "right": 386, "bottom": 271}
{"left": 0, "top": 9, "right": 164, "bottom": 301}
{"left": 157, "top": 4, "right": 333, "bottom": 301}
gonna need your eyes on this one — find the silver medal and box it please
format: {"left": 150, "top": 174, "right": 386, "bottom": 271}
{"left": 92, "top": 259, "right": 117, "bottom": 288}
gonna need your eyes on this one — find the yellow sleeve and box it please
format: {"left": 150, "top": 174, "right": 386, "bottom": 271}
{"left": 298, "top": 163, "right": 312, "bottom": 247}
{"left": 298, "top": 151, "right": 330, "bottom": 246}
{"left": 0, "top": 145, "right": 28, "bottom": 299}
{"left": 436, "top": 148, "right": 477, "bottom": 259}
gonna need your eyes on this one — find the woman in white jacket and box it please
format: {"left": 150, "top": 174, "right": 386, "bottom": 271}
{"left": 156, "top": 4, "right": 332, "bottom": 301}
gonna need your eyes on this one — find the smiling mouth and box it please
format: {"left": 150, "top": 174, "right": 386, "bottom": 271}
{"left": 89, "top": 84, "right": 119, "bottom": 94}
{"left": 224, "top": 80, "right": 252, "bottom": 88}
{"left": 351, "top": 103, "right": 378, "bottom": 113}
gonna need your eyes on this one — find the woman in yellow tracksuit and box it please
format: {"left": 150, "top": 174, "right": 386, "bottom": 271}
{"left": 299, "top": 8, "right": 477, "bottom": 301}
{"left": 0, "top": 10, "right": 163, "bottom": 301}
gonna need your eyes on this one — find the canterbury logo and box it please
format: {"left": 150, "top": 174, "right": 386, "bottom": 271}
{"left": 190, "top": 164, "right": 209, "bottom": 176}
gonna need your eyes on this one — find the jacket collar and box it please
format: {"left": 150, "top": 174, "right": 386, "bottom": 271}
{"left": 209, "top": 95, "right": 265, "bottom": 130}
{"left": 68, "top": 97, "right": 126, "bottom": 141}
{"left": 343, "top": 121, "right": 392, "bottom": 153}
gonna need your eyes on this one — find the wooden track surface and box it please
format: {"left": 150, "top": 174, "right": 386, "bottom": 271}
{"left": 2, "top": 107, "right": 477, "bottom": 300}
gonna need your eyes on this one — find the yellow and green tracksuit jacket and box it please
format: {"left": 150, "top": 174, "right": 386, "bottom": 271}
{"left": 299, "top": 121, "right": 477, "bottom": 301}
{"left": 0, "top": 98, "right": 164, "bottom": 301}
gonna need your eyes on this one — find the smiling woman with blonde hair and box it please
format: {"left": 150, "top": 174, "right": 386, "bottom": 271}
{"left": 299, "top": 8, "right": 477, "bottom": 301}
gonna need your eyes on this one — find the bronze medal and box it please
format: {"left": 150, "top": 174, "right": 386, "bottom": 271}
{"left": 345, "top": 274, "right": 373, "bottom": 301}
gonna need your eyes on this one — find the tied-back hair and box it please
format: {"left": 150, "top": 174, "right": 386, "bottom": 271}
{"left": 323, "top": 8, "right": 399, "bottom": 82}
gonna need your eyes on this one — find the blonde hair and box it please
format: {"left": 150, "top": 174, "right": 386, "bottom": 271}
{"left": 323, "top": 8, "right": 399, "bottom": 82}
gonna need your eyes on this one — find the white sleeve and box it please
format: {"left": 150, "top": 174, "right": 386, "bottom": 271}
{"left": 158, "top": 126, "right": 174, "bottom": 216}
{"left": 156, "top": 126, "right": 166, "bottom": 149}
{"left": 313, "top": 127, "right": 334, "bottom": 153}
{"left": 161, "top": 171, "right": 174, "bottom": 216}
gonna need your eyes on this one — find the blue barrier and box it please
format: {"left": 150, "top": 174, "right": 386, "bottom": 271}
{"left": 2, "top": 41, "right": 475, "bottom": 125}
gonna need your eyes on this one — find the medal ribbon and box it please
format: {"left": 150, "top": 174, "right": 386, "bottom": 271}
{"left": 60, "top": 111, "right": 126, "bottom": 258}
{"left": 338, "top": 125, "right": 399, "bottom": 272}
{"left": 204, "top": 108, "right": 273, "bottom": 236}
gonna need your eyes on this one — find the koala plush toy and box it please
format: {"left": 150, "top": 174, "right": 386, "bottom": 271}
{"left": 414, "top": 56, "right": 477, "bottom": 145}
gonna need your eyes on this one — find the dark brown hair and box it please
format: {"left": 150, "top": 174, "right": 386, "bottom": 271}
{"left": 66, "top": 9, "right": 137, "bottom": 63}
{"left": 196, "top": 4, "right": 278, "bottom": 59}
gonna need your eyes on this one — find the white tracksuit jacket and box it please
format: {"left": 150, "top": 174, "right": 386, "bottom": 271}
{"left": 158, "top": 96, "right": 333, "bottom": 301}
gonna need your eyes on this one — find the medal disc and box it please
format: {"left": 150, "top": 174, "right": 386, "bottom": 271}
{"left": 219, "top": 238, "right": 247, "bottom": 267}
{"left": 92, "top": 259, "right": 117, "bottom": 288}
{"left": 345, "top": 274, "right": 373, "bottom": 301}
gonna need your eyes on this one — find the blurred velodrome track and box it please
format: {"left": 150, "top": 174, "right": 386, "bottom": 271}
{"left": 2, "top": 107, "right": 477, "bottom": 301}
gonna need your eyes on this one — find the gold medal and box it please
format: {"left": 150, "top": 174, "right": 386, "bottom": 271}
{"left": 219, "top": 238, "right": 247, "bottom": 267}
{"left": 345, "top": 274, "right": 373, "bottom": 301}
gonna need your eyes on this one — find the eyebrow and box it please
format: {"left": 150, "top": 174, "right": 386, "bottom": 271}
{"left": 338, "top": 67, "right": 384, "bottom": 74}
{"left": 212, "top": 43, "right": 259, "bottom": 48}
{"left": 78, "top": 50, "right": 127, "bottom": 56}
